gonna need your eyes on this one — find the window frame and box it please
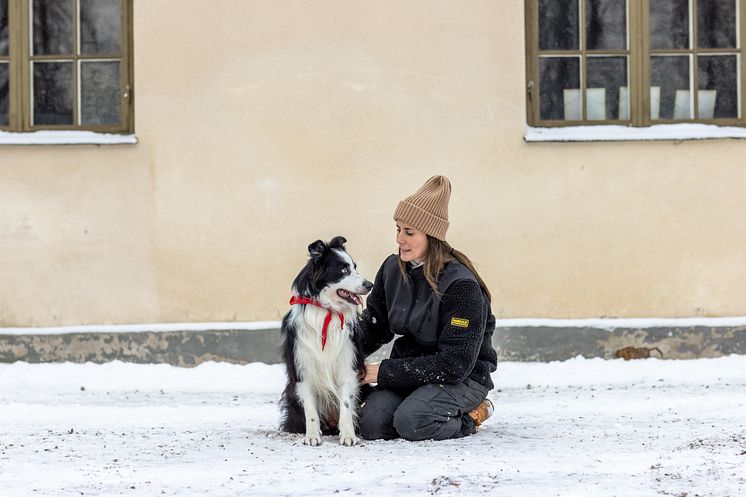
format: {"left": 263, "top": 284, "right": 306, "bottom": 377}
{"left": 2, "top": 0, "right": 133, "bottom": 134}
{"left": 525, "top": 0, "right": 746, "bottom": 128}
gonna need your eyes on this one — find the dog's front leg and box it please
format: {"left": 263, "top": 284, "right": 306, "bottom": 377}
{"left": 297, "top": 381, "right": 322, "bottom": 446}
{"left": 336, "top": 376, "right": 359, "bottom": 446}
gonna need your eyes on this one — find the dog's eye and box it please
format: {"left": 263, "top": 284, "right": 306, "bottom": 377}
{"left": 341, "top": 267, "right": 349, "bottom": 274}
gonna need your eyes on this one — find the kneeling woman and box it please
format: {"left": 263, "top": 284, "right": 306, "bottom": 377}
{"left": 358, "top": 175, "right": 497, "bottom": 441}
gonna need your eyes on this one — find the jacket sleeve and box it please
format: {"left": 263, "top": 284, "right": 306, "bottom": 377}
{"left": 376, "top": 279, "right": 486, "bottom": 389}
{"left": 358, "top": 261, "right": 395, "bottom": 357}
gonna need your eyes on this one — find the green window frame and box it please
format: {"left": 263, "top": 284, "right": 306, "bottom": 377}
{"left": 525, "top": 0, "right": 746, "bottom": 127}
{"left": 0, "top": 0, "right": 133, "bottom": 133}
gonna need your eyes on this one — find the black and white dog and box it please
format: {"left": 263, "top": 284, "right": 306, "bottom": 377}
{"left": 279, "top": 236, "right": 373, "bottom": 446}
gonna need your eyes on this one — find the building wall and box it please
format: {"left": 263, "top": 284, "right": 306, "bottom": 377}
{"left": 1, "top": 0, "right": 745, "bottom": 327}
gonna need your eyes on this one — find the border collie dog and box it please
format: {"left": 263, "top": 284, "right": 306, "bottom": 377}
{"left": 280, "top": 236, "right": 373, "bottom": 446}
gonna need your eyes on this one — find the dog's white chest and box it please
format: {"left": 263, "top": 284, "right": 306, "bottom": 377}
{"left": 290, "top": 306, "right": 357, "bottom": 389}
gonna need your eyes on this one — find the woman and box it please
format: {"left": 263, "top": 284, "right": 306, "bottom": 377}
{"left": 358, "top": 175, "right": 497, "bottom": 441}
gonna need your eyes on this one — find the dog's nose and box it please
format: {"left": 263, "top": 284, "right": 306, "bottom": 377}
{"left": 363, "top": 280, "right": 373, "bottom": 292}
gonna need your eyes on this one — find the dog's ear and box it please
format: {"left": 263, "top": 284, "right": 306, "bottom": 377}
{"left": 329, "top": 236, "right": 347, "bottom": 249}
{"left": 308, "top": 240, "right": 326, "bottom": 259}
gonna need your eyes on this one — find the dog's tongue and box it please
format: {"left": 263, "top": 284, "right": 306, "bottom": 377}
{"left": 338, "top": 289, "right": 361, "bottom": 305}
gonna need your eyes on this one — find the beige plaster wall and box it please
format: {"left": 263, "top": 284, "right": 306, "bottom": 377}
{"left": 1, "top": 0, "right": 745, "bottom": 327}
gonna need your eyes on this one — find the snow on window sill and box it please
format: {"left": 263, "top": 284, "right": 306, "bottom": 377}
{"left": 0, "top": 130, "right": 138, "bottom": 145}
{"left": 525, "top": 123, "right": 746, "bottom": 142}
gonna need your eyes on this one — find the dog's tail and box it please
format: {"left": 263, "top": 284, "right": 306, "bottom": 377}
{"left": 279, "top": 384, "right": 306, "bottom": 433}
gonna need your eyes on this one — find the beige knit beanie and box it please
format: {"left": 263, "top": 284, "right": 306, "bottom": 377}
{"left": 393, "top": 175, "right": 451, "bottom": 241}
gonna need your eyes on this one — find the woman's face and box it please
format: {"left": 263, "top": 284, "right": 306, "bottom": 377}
{"left": 396, "top": 222, "right": 428, "bottom": 263}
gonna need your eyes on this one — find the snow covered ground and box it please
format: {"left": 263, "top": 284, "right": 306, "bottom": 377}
{"left": 1, "top": 356, "right": 745, "bottom": 497}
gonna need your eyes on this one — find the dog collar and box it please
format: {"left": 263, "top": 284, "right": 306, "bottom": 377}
{"left": 289, "top": 296, "right": 345, "bottom": 350}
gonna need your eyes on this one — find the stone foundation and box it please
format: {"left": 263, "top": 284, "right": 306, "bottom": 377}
{"left": 2, "top": 323, "right": 745, "bottom": 365}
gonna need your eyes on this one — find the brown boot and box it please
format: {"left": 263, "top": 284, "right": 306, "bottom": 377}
{"left": 468, "top": 398, "right": 494, "bottom": 431}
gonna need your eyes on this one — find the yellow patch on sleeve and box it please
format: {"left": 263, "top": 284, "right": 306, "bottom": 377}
{"left": 450, "top": 317, "right": 470, "bottom": 328}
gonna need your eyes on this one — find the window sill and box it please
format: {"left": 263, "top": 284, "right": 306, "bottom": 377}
{"left": 525, "top": 123, "right": 746, "bottom": 142}
{"left": 0, "top": 130, "right": 138, "bottom": 145}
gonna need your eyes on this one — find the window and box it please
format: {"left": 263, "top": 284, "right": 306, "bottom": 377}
{"left": 525, "top": 0, "right": 744, "bottom": 127}
{"left": 0, "top": 0, "right": 132, "bottom": 134}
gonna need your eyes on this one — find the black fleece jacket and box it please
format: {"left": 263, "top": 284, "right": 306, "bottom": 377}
{"left": 359, "top": 255, "right": 497, "bottom": 390}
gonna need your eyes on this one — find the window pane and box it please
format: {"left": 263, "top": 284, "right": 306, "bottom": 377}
{"left": 539, "top": 0, "right": 579, "bottom": 50}
{"left": 650, "top": 56, "right": 692, "bottom": 119}
{"left": 587, "top": 57, "right": 627, "bottom": 120}
{"left": 698, "top": 0, "right": 737, "bottom": 48}
{"left": 650, "top": 0, "right": 690, "bottom": 49}
{"left": 33, "top": 61, "right": 73, "bottom": 125}
{"left": 33, "top": 0, "right": 73, "bottom": 55}
{"left": 539, "top": 57, "right": 581, "bottom": 120}
{"left": 1, "top": 0, "right": 8, "bottom": 56}
{"left": 80, "top": 0, "right": 121, "bottom": 54}
{"left": 699, "top": 55, "right": 739, "bottom": 118}
{"left": 0, "top": 62, "right": 8, "bottom": 126}
{"left": 81, "top": 61, "right": 120, "bottom": 125}
{"left": 586, "top": 0, "right": 627, "bottom": 50}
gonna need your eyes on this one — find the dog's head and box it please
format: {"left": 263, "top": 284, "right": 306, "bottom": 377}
{"left": 292, "top": 236, "right": 373, "bottom": 312}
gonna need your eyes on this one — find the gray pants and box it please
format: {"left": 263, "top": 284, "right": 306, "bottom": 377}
{"left": 358, "top": 379, "right": 489, "bottom": 441}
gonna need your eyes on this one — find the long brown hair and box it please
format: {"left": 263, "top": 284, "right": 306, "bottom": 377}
{"left": 398, "top": 237, "right": 492, "bottom": 302}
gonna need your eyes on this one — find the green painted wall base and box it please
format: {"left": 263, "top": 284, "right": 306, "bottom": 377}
{"left": 2, "top": 324, "right": 745, "bottom": 365}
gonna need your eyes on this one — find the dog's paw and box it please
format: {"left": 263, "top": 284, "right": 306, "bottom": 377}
{"left": 303, "top": 434, "right": 322, "bottom": 446}
{"left": 339, "top": 433, "right": 358, "bottom": 446}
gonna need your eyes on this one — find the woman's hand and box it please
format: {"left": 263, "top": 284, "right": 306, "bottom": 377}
{"left": 362, "top": 363, "right": 380, "bottom": 384}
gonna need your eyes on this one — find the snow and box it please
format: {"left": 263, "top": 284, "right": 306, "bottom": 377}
{"left": 0, "top": 131, "right": 137, "bottom": 145}
{"left": 1, "top": 356, "right": 745, "bottom": 497}
{"left": 525, "top": 123, "right": 746, "bottom": 142}
{"left": 3, "top": 316, "right": 746, "bottom": 335}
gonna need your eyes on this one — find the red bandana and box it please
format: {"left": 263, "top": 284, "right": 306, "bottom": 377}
{"left": 289, "top": 296, "right": 345, "bottom": 350}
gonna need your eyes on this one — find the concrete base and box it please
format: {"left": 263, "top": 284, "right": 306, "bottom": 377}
{"left": 0, "top": 327, "right": 282, "bottom": 367}
{"left": 495, "top": 324, "right": 746, "bottom": 362}
{"left": 1, "top": 323, "right": 745, "bottom": 365}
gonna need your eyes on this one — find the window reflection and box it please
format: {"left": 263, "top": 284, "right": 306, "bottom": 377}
{"left": 33, "top": 61, "right": 73, "bottom": 125}
{"left": 80, "top": 0, "right": 121, "bottom": 54}
{"left": 650, "top": 0, "right": 690, "bottom": 49}
{"left": 587, "top": 57, "right": 628, "bottom": 120}
{"left": 1, "top": 0, "right": 9, "bottom": 56}
{"left": 540, "top": 57, "right": 581, "bottom": 120}
{"left": 0, "top": 62, "right": 8, "bottom": 126}
{"left": 586, "top": 0, "right": 627, "bottom": 50}
{"left": 32, "top": 0, "right": 73, "bottom": 56}
{"left": 699, "top": 55, "right": 739, "bottom": 118}
{"left": 698, "top": 0, "right": 737, "bottom": 48}
{"left": 539, "top": 0, "right": 579, "bottom": 50}
{"left": 650, "top": 56, "right": 691, "bottom": 119}
{"left": 81, "top": 61, "right": 121, "bottom": 125}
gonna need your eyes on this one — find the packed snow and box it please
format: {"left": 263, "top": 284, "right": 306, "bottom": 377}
{"left": 524, "top": 123, "right": 746, "bottom": 142}
{"left": 0, "top": 130, "right": 137, "bottom": 145}
{"left": 1, "top": 356, "right": 745, "bottom": 497}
